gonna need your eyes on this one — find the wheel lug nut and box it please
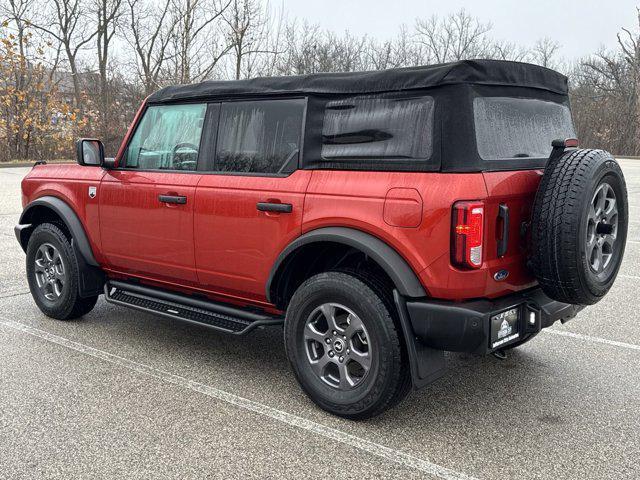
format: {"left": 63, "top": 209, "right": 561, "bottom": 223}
{"left": 342, "top": 335, "right": 346, "bottom": 340}
{"left": 332, "top": 330, "right": 337, "bottom": 336}
{"left": 339, "top": 356, "right": 344, "bottom": 362}
{"left": 328, "top": 351, "right": 335, "bottom": 357}
{"left": 346, "top": 348, "right": 350, "bottom": 354}
{"left": 325, "top": 338, "right": 331, "bottom": 344}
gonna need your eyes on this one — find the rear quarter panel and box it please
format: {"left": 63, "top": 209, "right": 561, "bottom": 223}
{"left": 21, "top": 164, "right": 107, "bottom": 264}
{"left": 304, "top": 170, "right": 487, "bottom": 299}
{"left": 304, "top": 169, "right": 540, "bottom": 301}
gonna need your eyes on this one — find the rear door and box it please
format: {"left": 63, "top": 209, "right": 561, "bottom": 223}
{"left": 99, "top": 103, "right": 207, "bottom": 285}
{"left": 193, "top": 98, "right": 310, "bottom": 304}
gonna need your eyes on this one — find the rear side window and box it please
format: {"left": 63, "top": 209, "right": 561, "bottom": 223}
{"left": 124, "top": 103, "right": 206, "bottom": 171}
{"left": 215, "top": 99, "right": 305, "bottom": 174}
{"left": 474, "top": 97, "right": 575, "bottom": 161}
{"left": 321, "top": 96, "right": 434, "bottom": 161}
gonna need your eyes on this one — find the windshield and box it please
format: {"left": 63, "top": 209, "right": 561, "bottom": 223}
{"left": 474, "top": 97, "right": 576, "bottom": 161}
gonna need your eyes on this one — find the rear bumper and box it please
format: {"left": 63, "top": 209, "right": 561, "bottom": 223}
{"left": 405, "top": 288, "right": 584, "bottom": 355}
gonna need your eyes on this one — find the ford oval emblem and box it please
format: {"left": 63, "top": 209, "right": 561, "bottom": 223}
{"left": 494, "top": 269, "right": 509, "bottom": 282}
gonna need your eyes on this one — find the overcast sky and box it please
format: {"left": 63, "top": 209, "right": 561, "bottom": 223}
{"left": 281, "top": 0, "right": 637, "bottom": 60}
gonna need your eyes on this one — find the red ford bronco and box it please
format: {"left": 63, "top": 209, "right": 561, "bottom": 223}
{"left": 16, "top": 60, "right": 628, "bottom": 419}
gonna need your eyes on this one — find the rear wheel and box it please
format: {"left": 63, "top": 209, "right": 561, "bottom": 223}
{"left": 26, "top": 223, "right": 98, "bottom": 320}
{"left": 284, "top": 272, "right": 410, "bottom": 419}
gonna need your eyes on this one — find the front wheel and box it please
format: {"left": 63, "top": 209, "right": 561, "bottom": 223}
{"left": 284, "top": 272, "right": 410, "bottom": 419}
{"left": 26, "top": 223, "right": 98, "bottom": 320}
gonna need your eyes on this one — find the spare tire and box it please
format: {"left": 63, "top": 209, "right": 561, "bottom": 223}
{"left": 530, "top": 149, "right": 628, "bottom": 305}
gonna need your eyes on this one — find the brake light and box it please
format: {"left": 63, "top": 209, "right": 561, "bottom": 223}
{"left": 452, "top": 201, "right": 484, "bottom": 269}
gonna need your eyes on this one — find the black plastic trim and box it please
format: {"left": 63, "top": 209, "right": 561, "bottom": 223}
{"left": 158, "top": 194, "right": 187, "bottom": 204}
{"left": 393, "top": 290, "right": 446, "bottom": 389}
{"left": 405, "top": 287, "right": 584, "bottom": 354}
{"left": 106, "top": 280, "right": 283, "bottom": 335}
{"left": 497, "top": 204, "right": 509, "bottom": 257}
{"left": 257, "top": 202, "right": 292, "bottom": 213}
{"left": 17, "top": 196, "right": 99, "bottom": 266}
{"left": 266, "top": 227, "right": 427, "bottom": 303}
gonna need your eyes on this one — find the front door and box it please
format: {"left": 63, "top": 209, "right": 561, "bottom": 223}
{"left": 194, "top": 98, "right": 310, "bottom": 304}
{"left": 99, "top": 102, "right": 208, "bottom": 285}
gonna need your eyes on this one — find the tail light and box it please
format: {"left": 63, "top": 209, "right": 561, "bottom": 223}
{"left": 452, "top": 201, "right": 484, "bottom": 269}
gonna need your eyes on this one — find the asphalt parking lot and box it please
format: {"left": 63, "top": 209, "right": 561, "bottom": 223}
{"left": 0, "top": 162, "right": 639, "bottom": 480}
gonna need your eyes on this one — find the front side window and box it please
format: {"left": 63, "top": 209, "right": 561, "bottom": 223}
{"left": 215, "top": 99, "right": 305, "bottom": 174}
{"left": 321, "top": 95, "right": 434, "bottom": 161}
{"left": 474, "top": 97, "right": 576, "bottom": 161}
{"left": 124, "top": 103, "right": 207, "bottom": 171}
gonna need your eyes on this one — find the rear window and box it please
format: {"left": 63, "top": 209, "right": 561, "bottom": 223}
{"left": 215, "top": 99, "right": 305, "bottom": 174}
{"left": 321, "top": 96, "right": 434, "bottom": 161}
{"left": 474, "top": 97, "right": 575, "bottom": 161}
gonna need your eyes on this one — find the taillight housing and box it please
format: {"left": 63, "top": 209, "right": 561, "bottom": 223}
{"left": 451, "top": 201, "right": 484, "bottom": 269}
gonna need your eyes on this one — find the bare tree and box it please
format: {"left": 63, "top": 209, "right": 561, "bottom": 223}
{"left": 1, "top": 0, "right": 32, "bottom": 61}
{"left": 30, "top": 0, "right": 97, "bottom": 108}
{"left": 490, "top": 40, "right": 529, "bottom": 62}
{"left": 168, "top": 0, "right": 230, "bottom": 84}
{"left": 223, "top": 0, "right": 281, "bottom": 79}
{"left": 532, "top": 37, "right": 561, "bottom": 68}
{"left": 275, "top": 21, "right": 369, "bottom": 75}
{"left": 94, "top": 0, "right": 122, "bottom": 136}
{"left": 365, "top": 25, "right": 425, "bottom": 70}
{"left": 126, "top": 0, "right": 175, "bottom": 95}
{"left": 618, "top": 7, "right": 640, "bottom": 133}
{"left": 573, "top": 9, "right": 640, "bottom": 156}
{"left": 414, "top": 9, "right": 494, "bottom": 63}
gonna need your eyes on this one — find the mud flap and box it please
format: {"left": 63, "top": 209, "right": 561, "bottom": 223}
{"left": 393, "top": 290, "right": 446, "bottom": 389}
{"left": 72, "top": 238, "right": 105, "bottom": 298}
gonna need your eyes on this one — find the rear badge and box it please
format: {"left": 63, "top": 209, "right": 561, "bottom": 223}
{"left": 494, "top": 269, "right": 509, "bottom": 282}
{"left": 88, "top": 186, "right": 97, "bottom": 199}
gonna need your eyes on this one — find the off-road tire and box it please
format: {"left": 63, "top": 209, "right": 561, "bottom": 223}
{"left": 285, "top": 272, "right": 409, "bottom": 420}
{"left": 335, "top": 267, "right": 412, "bottom": 408}
{"left": 26, "top": 223, "right": 98, "bottom": 320}
{"left": 529, "top": 149, "right": 628, "bottom": 305}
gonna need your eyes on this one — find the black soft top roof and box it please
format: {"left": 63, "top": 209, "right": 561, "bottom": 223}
{"left": 148, "top": 59, "right": 568, "bottom": 104}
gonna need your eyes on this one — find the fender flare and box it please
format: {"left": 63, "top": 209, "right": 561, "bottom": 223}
{"left": 17, "top": 196, "right": 99, "bottom": 267}
{"left": 266, "top": 227, "right": 427, "bottom": 303}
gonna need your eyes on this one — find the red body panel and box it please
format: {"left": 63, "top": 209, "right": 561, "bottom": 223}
{"left": 193, "top": 170, "right": 311, "bottom": 305}
{"left": 21, "top": 164, "right": 107, "bottom": 265}
{"left": 99, "top": 170, "right": 202, "bottom": 284}
{"left": 304, "top": 170, "right": 537, "bottom": 301}
{"left": 19, "top": 93, "right": 542, "bottom": 308}
{"left": 20, "top": 162, "right": 542, "bottom": 306}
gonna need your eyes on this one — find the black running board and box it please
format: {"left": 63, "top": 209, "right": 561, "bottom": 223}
{"left": 104, "top": 280, "right": 283, "bottom": 335}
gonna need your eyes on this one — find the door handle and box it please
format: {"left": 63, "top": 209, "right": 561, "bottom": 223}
{"left": 159, "top": 194, "right": 187, "bottom": 205}
{"left": 256, "top": 202, "right": 292, "bottom": 213}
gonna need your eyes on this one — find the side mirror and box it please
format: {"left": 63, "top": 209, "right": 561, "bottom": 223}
{"left": 76, "top": 139, "right": 105, "bottom": 167}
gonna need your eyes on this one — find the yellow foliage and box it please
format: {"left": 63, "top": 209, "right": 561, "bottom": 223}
{"left": 0, "top": 26, "right": 89, "bottom": 161}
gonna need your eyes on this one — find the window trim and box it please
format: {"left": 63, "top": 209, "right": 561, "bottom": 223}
{"left": 118, "top": 102, "right": 209, "bottom": 173}
{"left": 202, "top": 96, "right": 308, "bottom": 178}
